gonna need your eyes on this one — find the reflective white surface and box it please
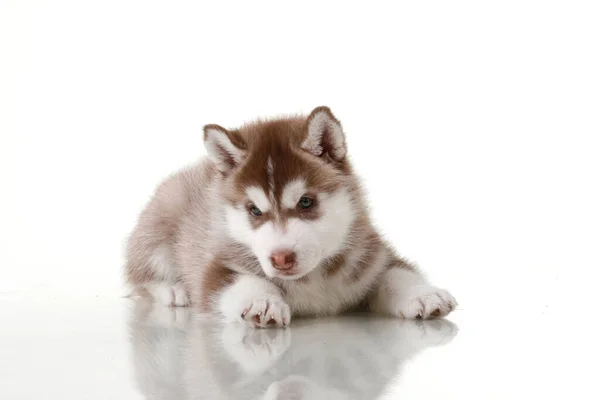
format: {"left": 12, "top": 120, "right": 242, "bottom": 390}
{"left": 128, "top": 302, "right": 457, "bottom": 400}
{"left": 1, "top": 293, "right": 597, "bottom": 399}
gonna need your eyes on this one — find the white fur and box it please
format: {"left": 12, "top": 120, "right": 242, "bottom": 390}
{"left": 281, "top": 178, "right": 306, "bottom": 209}
{"left": 225, "top": 189, "right": 355, "bottom": 280}
{"left": 302, "top": 110, "right": 346, "bottom": 160}
{"left": 172, "top": 284, "right": 189, "bottom": 306}
{"left": 282, "top": 246, "right": 388, "bottom": 316}
{"left": 218, "top": 274, "right": 291, "bottom": 327}
{"left": 149, "top": 244, "right": 175, "bottom": 280}
{"left": 246, "top": 186, "right": 271, "bottom": 212}
{"left": 370, "top": 268, "right": 458, "bottom": 318}
{"left": 204, "top": 127, "right": 244, "bottom": 170}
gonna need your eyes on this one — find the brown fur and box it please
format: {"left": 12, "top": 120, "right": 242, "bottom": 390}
{"left": 199, "top": 260, "right": 237, "bottom": 312}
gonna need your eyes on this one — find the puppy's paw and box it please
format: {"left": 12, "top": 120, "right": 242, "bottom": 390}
{"left": 219, "top": 275, "right": 291, "bottom": 328}
{"left": 171, "top": 284, "right": 190, "bottom": 307}
{"left": 240, "top": 295, "right": 291, "bottom": 328}
{"left": 146, "top": 283, "right": 190, "bottom": 307}
{"left": 398, "top": 285, "right": 457, "bottom": 319}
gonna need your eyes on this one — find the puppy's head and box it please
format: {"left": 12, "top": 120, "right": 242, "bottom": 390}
{"left": 203, "top": 107, "right": 356, "bottom": 280}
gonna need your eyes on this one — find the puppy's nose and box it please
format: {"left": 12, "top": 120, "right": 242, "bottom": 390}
{"left": 270, "top": 250, "right": 296, "bottom": 270}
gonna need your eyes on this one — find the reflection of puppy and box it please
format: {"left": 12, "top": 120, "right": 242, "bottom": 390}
{"left": 262, "top": 375, "right": 336, "bottom": 400}
{"left": 221, "top": 323, "right": 292, "bottom": 376}
{"left": 124, "top": 107, "right": 457, "bottom": 328}
{"left": 127, "top": 300, "right": 191, "bottom": 400}
{"left": 127, "top": 301, "right": 458, "bottom": 400}
{"left": 255, "top": 317, "right": 458, "bottom": 400}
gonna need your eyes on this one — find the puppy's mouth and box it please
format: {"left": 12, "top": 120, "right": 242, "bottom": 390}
{"left": 274, "top": 268, "right": 308, "bottom": 280}
{"left": 276, "top": 270, "right": 300, "bottom": 278}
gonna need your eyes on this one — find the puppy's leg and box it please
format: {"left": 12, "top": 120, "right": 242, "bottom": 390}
{"left": 369, "top": 265, "right": 457, "bottom": 319}
{"left": 124, "top": 173, "right": 191, "bottom": 307}
{"left": 217, "top": 274, "right": 291, "bottom": 328}
{"left": 125, "top": 237, "right": 190, "bottom": 307}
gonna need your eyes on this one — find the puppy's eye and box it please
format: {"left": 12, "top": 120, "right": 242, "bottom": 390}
{"left": 249, "top": 205, "right": 263, "bottom": 217}
{"left": 297, "top": 196, "right": 314, "bottom": 209}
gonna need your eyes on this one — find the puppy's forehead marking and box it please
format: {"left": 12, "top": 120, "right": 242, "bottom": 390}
{"left": 281, "top": 179, "right": 307, "bottom": 209}
{"left": 246, "top": 186, "right": 271, "bottom": 212}
{"left": 267, "top": 156, "right": 276, "bottom": 204}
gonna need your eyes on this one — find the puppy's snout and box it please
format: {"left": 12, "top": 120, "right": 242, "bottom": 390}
{"left": 270, "top": 250, "right": 297, "bottom": 270}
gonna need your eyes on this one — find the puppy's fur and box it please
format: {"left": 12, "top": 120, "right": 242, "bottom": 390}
{"left": 124, "top": 106, "right": 457, "bottom": 327}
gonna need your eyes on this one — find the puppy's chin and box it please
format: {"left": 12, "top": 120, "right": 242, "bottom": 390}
{"left": 262, "top": 265, "right": 316, "bottom": 281}
{"left": 275, "top": 272, "right": 306, "bottom": 281}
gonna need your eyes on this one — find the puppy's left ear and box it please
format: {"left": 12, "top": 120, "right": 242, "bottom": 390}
{"left": 301, "top": 106, "right": 347, "bottom": 162}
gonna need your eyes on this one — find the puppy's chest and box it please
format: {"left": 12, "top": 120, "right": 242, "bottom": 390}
{"left": 279, "top": 274, "right": 365, "bottom": 316}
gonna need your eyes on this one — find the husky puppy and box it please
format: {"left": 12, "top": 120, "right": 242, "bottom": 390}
{"left": 124, "top": 106, "right": 457, "bottom": 327}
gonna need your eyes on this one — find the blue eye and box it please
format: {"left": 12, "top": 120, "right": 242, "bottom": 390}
{"left": 249, "top": 205, "right": 262, "bottom": 217}
{"left": 298, "top": 196, "right": 314, "bottom": 209}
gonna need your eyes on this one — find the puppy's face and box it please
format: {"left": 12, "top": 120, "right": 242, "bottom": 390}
{"left": 204, "top": 107, "right": 355, "bottom": 280}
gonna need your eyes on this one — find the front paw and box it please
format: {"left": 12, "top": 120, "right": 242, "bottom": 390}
{"left": 218, "top": 275, "right": 292, "bottom": 328}
{"left": 240, "top": 295, "right": 291, "bottom": 328}
{"left": 398, "top": 285, "right": 458, "bottom": 319}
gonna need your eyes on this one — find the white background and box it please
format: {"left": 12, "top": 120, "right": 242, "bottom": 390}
{"left": 2, "top": 0, "right": 600, "bottom": 328}
{"left": 2, "top": 1, "right": 600, "bottom": 398}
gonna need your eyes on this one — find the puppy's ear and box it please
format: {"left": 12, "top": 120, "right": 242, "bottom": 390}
{"left": 203, "top": 124, "right": 246, "bottom": 173}
{"left": 301, "top": 106, "right": 347, "bottom": 162}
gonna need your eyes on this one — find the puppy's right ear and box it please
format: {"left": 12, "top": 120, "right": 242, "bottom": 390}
{"left": 203, "top": 124, "right": 247, "bottom": 173}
